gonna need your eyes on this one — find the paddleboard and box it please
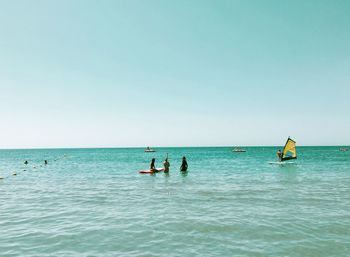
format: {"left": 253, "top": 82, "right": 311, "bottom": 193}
{"left": 139, "top": 168, "right": 165, "bottom": 174}
{"left": 268, "top": 161, "right": 296, "bottom": 165}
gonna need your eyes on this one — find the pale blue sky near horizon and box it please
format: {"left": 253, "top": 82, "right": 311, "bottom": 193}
{"left": 0, "top": 0, "right": 349, "bottom": 148}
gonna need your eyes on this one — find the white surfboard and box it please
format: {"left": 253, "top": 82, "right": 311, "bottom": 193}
{"left": 268, "top": 161, "right": 296, "bottom": 165}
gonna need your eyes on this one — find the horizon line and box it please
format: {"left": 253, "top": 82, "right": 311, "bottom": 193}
{"left": 0, "top": 145, "right": 349, "bottom": 150}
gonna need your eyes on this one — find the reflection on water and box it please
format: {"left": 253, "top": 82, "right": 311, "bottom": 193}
{"left": 180, "top": 171, "right": 188, "bottom": 177}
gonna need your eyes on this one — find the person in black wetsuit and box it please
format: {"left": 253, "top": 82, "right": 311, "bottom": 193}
{"left": 150, "top": 158, "right": 156, "bottom": 172}
{"left": 180, "top": 156, "right": 188, "bottom": 172}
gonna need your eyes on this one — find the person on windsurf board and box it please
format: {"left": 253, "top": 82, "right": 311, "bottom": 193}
{"left": 277, "top": 149, "right": 282, "bottom": 162}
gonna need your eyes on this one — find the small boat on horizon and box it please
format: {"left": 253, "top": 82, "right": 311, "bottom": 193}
{"left": 144, "top": 147, "right": 156, "bottom": 152}
{"left": 232, "top": 148, "right": 246, "bottom": 152}
{"left": 340, "top": 148, "right": 349, "bottom": 151}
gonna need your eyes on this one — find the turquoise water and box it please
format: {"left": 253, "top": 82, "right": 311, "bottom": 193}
{"left": 1, "top": 147, "right": 350, "bottom": 256}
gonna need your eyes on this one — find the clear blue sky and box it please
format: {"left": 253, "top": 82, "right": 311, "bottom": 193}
{"left": 0, "top": 0, "right": 349, "bottom": 148}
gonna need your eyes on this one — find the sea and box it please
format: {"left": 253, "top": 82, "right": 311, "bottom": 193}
{"left": 0, "top": 147, "right": 349, "bottom": 257}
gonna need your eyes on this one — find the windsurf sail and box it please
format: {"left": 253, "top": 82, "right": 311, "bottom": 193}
{"left": 281, "top": 137, "right": 297, "bottom": 161}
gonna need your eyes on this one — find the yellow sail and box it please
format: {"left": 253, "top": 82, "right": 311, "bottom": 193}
{"left": 282, "top": 137, "right": 297, "bottom": 161}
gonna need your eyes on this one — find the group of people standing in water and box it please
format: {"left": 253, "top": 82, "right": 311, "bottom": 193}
{"left": 24, "top": 160, "right": 48, "bottom": 165}
{"left": 150, "top": 156, "right": 188, "bottom": 173}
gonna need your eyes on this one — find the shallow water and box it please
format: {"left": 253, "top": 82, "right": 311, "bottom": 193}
{"left": 1, "top": 147, "right": 350, "bottom": 256}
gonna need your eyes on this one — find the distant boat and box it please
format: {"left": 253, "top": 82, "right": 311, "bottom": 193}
{"left": 340, "top": 148, "right": 349, "bottom": 151}
{"left": 144, "top": 147, "right": 156, "bottom": 152}
{"left": 281, "top": 137, "right": 297, "bottom": 161}
{"left": 232, "top": 148, "right": 246, "bottom": 152}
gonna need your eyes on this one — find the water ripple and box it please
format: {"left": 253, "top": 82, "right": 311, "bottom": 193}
{"left": 1, "top": 147, "right": 350, "bottom": 256}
